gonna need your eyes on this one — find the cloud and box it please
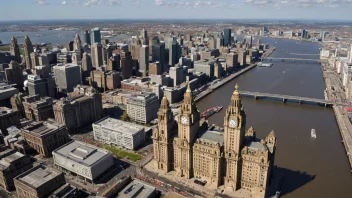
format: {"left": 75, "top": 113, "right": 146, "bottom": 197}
{"left": 35, "top": 0, "right": 48, "bottom": 5}
{"left": 62, "top": 1, "right": 67, "bottom": 5}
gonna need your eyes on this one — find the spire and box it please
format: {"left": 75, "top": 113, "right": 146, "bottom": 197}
{"left": 160, "top": 96, "right": 170, "bottom": 110}
{"left": 230, "top": 83, "right": 242, "bottom": 109}
{"left": 24, "top": 35, "right": 32, "bottom": 46}
{"left": 183, "top": 82, "right": 193, "bottom": 104}
{"left": 186, "top": 82, "right": 191, "bottom": 93}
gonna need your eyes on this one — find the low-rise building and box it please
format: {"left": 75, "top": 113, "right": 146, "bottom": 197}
{"left": 14, "top": 165, "right": 66, "bottom": 198}
{"left": 21, "top": 120, "right": 69, "bottom": 157}
{"left": 0, "top": 148, "right": 33, "bottom": 190}
{"left": 127, "top": 92, "right": 159, "bottom": 124}
{"left": 118, "top": 179, "right": 157, "bottom": 198}
{"left": 0, "top": 107, "right": 20, "bottom": 135}
{"left": 53, "top": 140, "right": 114, "bottom": 183}
{"left": 23, "top": 95, "right": 54, "bottom": 122}
{"left": 0, "top": 84, "right": 18, "bottom": 101}
{"left": 93, "top": 117, "right": 145, "bottom": 150}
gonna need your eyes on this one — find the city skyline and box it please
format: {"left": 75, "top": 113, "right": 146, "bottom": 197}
{"left": 1, "top": 0, "right": 352, "bottom": 21}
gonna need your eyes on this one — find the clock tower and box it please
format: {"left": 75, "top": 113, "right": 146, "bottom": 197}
{"left": 224, "top": 84, "right": 246, "bottom": 191}
{"left": 152, "top": 96, "right": 176, "bottom": 173}
{"left": 173, "top": 83, "right": 200, "bottom": 179}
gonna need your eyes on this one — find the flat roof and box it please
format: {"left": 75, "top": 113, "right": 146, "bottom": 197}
{"left": 0, "top": 149, "right": 24, "bottom": 170}
{"left": 23, "top": 120, "right": 64, "bottom": 137}
{"left": 18, "top": 166, "right": 62, "bottom": 189}
{"left": 120, "top": 179, "right": 156, "bottom": 198}
{"left": 53, "top": 141, "right": 111, "bottom": 167}
{"left": 0, "top": 107, "right": 15, "bottom": 116}
{"left": 199, "top": 130, "right": 224, "bottom": 145}
{"left": 247, "top": 141, "right": 267, "bottom": 152}
{"left": 94, "top": 117, "right": 143, "bottom": 135}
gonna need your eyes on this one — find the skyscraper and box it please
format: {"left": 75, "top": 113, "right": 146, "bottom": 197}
{"left": 139, "top": 45, "right": 149, "bottom": 76}
{"left": 224, "top": 28, "right": 232, "bottom": 47}
{"left": 83, "top": 30, "right": 91, "bottom": 45}
{"left": 141, "top": 29, "right": 149, "bottom": 45}
{"left": 73, "top": 34, "right": 82, "bottom": 54}
{"left": 10, "top": 36, "right": 21, "bottom": 63}
{"left": 152, "top": 42, "right": 165, "bottom": 68}
{"left": 169, "top": 38, "right": 180, "bottom": 67}
{"left": 91, "top": 43, "right": 103, "bottom": 68}
{"left": 24, "top": 36, "right": 34, "bottom": 70}
{"left": 81, "top": 52, "right": 93, "bottom": 79}
{"left": 91, "top": 27, "right": 101, "bottom": 44}
{"left": 53, "top": 63, "right": 82, "bottom": 94}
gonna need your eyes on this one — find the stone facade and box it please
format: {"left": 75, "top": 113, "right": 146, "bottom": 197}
{"left": 0, "top": 107, "right": 20, "bottom": 135}
{"left": 152, "top": 84, "right": 277, "bottom": 197}
{"left": 14, "top": 165, "right": 65, "bottom": 198}
{"left": 90, "top": 70, "right": 121, "bottom": 91}
{"left": 0, "top": 148, "right": 33, "bottom": 190}
{"left": 22, "top": 95, "right": 54, "bottom": 122}
{"left": 127, "top": 92, "right": 159, "bottom": 124}
{"left": 21, "top": 120, "right": 69, "bottom": 157}
{"left": 53, "top": 85, "right": 102, "bottom": 133}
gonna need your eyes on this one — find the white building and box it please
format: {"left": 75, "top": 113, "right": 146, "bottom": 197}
{"left": 52, "top": 140, "right": 113, "bottom": 183}
{"left": 93, "top": 117, "right": 145, "bottom": 150}
{"left": 127, "top": 92, "right": 159, "bottom": 124}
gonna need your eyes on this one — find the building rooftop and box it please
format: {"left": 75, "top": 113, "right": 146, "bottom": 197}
{"left": 94, "top": 117, "right": 144, "bottom": 136}
{"left": 199, "top": 129, "right": 224, "bottom": 145}
{"left": 22, "top": 120, "right": 64, "bottom": 137}
{"left": 0, "top": 149, "right": 25, "bottom": 170}
{"left": 53, "top": 140, "right": 111, "bottom": 167}
{"left": 0, "top": 107, "right": 15, "bottom": 116}
{"left": 247, "top": 141, "right": 268, "bottom": 152}
{"left": 127, "top": 92, "right": 158, "bottom": 103}
{"left": 17, "top": 165, "right": 62, "bottom": 189}
{"left": 53, "top": 63, "right": 79, "bottom": 70}
{"left": 119, "top": 179, "right": 156, "bottom": 198}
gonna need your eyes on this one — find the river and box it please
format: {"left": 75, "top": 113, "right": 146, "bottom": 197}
{"left": 197, "top": 38, "right": 352, "bottom": 197}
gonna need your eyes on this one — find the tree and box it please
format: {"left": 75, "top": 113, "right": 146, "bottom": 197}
{"left": 121, "top": 111, "right": 130, "bottom": 121}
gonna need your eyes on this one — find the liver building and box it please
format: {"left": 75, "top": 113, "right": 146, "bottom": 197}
{"left": 152, "top": 84, "right": 277, "bottom": 197}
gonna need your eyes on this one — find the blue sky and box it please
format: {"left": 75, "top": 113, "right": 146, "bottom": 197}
{"left": 0, "top": 0, "right": 352, "bottom": 21}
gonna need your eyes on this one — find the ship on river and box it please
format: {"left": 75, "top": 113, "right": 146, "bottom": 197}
{"left": 201, "top": 106, "right": 223, "bottom": 118}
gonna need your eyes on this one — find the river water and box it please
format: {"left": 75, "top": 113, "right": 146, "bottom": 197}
{"left": 197, "top": 38, "right": 352, "bottom": 197}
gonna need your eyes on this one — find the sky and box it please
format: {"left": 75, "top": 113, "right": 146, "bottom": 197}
{"left": 0, "top": 0, "right": 352, "bottom": 21}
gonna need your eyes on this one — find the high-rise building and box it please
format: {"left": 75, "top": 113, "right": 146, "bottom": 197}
{"left": 120, "top": 51, "right": 134, "bottom": 79}
{"left": 224, "top": 28, "right": 232, "bottom": 47}
{"left": 53, "top": 85, "right": 102, "bottom": 132}
{"left": 91, "top": 27, "right": 101, "bottom": 44}
{"left": 22, "top": 95, "right": 54, "bottom": 122}
{"left": 152, "top": 85, "right": 277, "bottom": 197}
{"left": 27, "top": 74, "right": 55, "bottom": 98}
{"left": 127, "top": 92, "right": 159, "bottom": 124}
{"left": 107, "top": 53, "right": 120, "bottom": 71}
{"left": 90, "top": 70, "right": 121, "bottom": 91}
{"left": 216, "top": 33, "right": 224, "bottom": 49}
{"left": 83, "top": 30, "right": 91, "bottom": 45}
{"left": 139, "top": 45, "right": 149, "bottom": 76}
{"left": 24, "top": 36, "right": 34, "bottom": 70}
{"left": 169, "top": 38, "right": 180, "bottom": 67}
{"left": 169, "top": 66, "right": 183, "bottom": 87}
{"left": 152, "top": 42, "right": 165, "bottom": 68}
{"left": 140, "top": 29, "right": 149, "bottom": 45}
{"left": 10, "top": 36, "right": 21, "bottom": 63}
{"left": 73, "top": 33, "right": 82, "bottom": 54}
{"left": 21, "top": 120, "right": 69, "bottom": 157}
{"left": 91, "top": 43, "right": 103, "bottom": 68}
{"left": 5, "top": 61, "right": 25, "bottom": 91}
{"left": 149, "top": 61, "right": 162, "bottom": 76}
{"left": 53, "top": 63, "right": 82, "bottom": 94}
{"left": 238, "top": 49, "right": 246, "bottom": 66}
{"left": 81, "top": 52, "right": 93, "bottom": 80}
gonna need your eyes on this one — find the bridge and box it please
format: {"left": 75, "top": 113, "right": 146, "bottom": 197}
{"left": 239, "top": 91, "right": 347, "bottom": 107}
{"left": 261, "top": 57, "right": 320, "bottom": 63}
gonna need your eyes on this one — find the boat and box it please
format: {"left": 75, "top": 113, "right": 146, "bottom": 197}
{"left": 311, "top": 129, "right": 316, "bottom": 138}
{"left": 201, "top": 106, "right": 223, "bottom": 118}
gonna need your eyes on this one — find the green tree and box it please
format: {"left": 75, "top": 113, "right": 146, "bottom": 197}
{"left": 121, "top": 111, "right": 130, "bottom": 121}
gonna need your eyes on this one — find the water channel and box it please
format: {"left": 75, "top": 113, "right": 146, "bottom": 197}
{"left": 197, "top": 38, "right": 352, "bottom": 197}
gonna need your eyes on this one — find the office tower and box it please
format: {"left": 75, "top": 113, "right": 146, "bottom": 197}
{"left": 21, "top": 120, "right": 69, "bottom": 157}
{"left": 71, "top": 52, "right": 81, "bottom": 64}
{"left": 83, "top": 30, "right": 91, "bottom": 45}
{"left": 216, "top": 33, "right": 224, "bottom": 49}
{"left": 107, "top": 54, "right": 120, "bottom": 71}
{"left": 224, "top": 28, "right": 232, "bottom": 47}
{"left": 169, "top": 66, "right": 183, "bottom": 87}
{"left": 10, "top": 36, "right": 21, "bottom": 63}
{"left": 53, "top": 63, "right": 82, "bottom": 94}
{"left": 65, "top": 41, "right": 74, "bottom": 51}
{"left": 24, "top": 36, "right": 34, "bottom": 70}
{"left": 302, "top": 29, "right": 309, "bottom": 39}
{"left": 5, "top": 61, "right": 25, "bottom": 91}
{"left": 141, "top": 28, "right": 149, "bottom": 45}
{"left": 73, "top": 34, "right": 81, "bottom": 54}
{"left": 151, "top": 36, "right": 160, "bottom": 45}
{"left": 10, "top": 93, "right": 26, "bottom": 118}
{"left": 127, "top": 92, "right": 159, "bottom": 124}
{"left": 152, "top": 42, "right": 165, "bottom": 69}
{"left": 90, "top": 70, "right": 121, "bottom": 91}
{"left": 53, "top": 85, "right": 102, "bottom": 133}
{"left": 238, "top": 49, "right": 246, "bottom": 66}
{"left": 0, "top": 107, "right": 21, "bottom": 135}
{"left": 81, "top": 52, "right": 93, "bottom": 79}
{"left": 91, "top": 27, "right": 101, "bottom": 44}
{"left": 0, "top": 148, "right": 33, "bottom": 191}
{"left": 91, "top": 43, "right": 103, "bottom": 68}
{"left": 185, "top": 34, "right": 192, "bottom": 42}
{"left": 30, "top": 52, "right": 39, "bottom": 67}
{"left": 38, "top": 54, "right": 49, "bottom": 66}
{"left": 169, "top": 38, "right": 180, "bottom": 66}
{"left": 149, "top": 62, "right": 162, "bottom": 75}
{"left": 139, "top": 45, "right": 149, "bottom": 76}
{"left": 226, "top": 53, "right": 239, "bottom": 68}
{"left": 120, "top": 51, "right": 134, "bottom": 79}
{"left": 27, "top": 75, "right": 55, "bottom": 98}
{"left": 103, "top": 46, "right": 112, "bottom": 65}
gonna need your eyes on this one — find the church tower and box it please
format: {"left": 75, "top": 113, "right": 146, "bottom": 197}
{"left": 173, "top": 83, "right": 200, "bottom": 179}
{"left": 152, "top": 96, "right": 176, "bottom": 173}
{"left": 224, "top": 84, "right": 246, "bottom": 191}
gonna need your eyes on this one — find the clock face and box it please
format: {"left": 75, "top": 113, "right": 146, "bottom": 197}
{"left": 181, "top": 116, "right": 188, "bottom": 125}
{"left": 229, "top": 119, "right": 237, "bottom": 128}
